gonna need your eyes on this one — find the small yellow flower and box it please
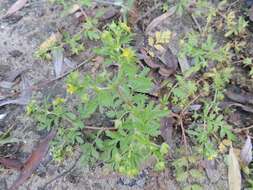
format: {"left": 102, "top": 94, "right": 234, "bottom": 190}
{"left": 207, "top": 153, "right": 217, "bottom": 160}
{"left": 26, "top": 101, "right": 35, "bottom": 115}
{"left": 81, "top": 93, "right": 89, "bottom": 103}
{"left": 66, "top": 83, "right": 77, "bottom": 94}
{"left": 122, "top": 48, "right": 135, "bottom": 61}
{"left": 53, "top": 97, "right": 65, "bottom": 105}
{"left": 120, "top": 22, "right": 131, "bottom": 33}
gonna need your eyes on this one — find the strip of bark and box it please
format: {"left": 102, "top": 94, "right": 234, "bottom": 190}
{"left": 8, "top": 129, "right": 57, "bottom": 190}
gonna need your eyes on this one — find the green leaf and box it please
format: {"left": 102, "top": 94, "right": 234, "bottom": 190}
{"left": 191, "top": 184, "right": 203, "bottom": 190}
{"left": 76, "top": 136, "right": 84, "bottom": 144}
{"left": 189, "top": 169, "right": 204, "bottom": 179}
{"left": 91, "top": 147, "right": 99, "bottom": 159}
{"left": 176, "top": 172, "right": 189, "bottom": 182}
{"left": 160, "top": 143, "right": 169, "bottom": 155}
{"left": 95, "top": 139, "right": 104, "bottom": 149}
{"left": 65, "top": 112, "right": 77, "bottom": 120}
{"left": 83, "top": 99, "right": 98, "bottom": 118}
{"left": 97, "top": 90, "right": 113, "bottom": 107}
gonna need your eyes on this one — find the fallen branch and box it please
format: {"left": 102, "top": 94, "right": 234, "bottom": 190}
{"left": 85, "top": 126, "right": 117, "bottom": 131}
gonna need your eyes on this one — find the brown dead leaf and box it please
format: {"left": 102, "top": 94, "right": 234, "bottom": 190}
{"left": 4, "top": 0, "right": 28, "bottom": 18}
{"left": 0, "top": 157, "right": 23, "bottom": 170}
{"left": 0, "top": 74, "right": 32, "bottom": 107}
{"left": 157, "top": 48, "right": 178, "bottom": 72}
{"left": 140, "top": 49, "right": 160, "bottom": 69}
{"left": 228, "top": 146, "right": 241, "bottom": 190}
{"left": 8, "top": 129, "right": 57, "bottom": 190}
{"left": 158, "top": 67, "right": 174, "bottom": 77}
{"left": 145, "top": 6, "right": 176, "bottom": 34}
{"left": 225, "top": 90, "right": 253, "bottom": 105}
{"left": 99, "top": 7, "right": 119, "bottom": 21}
{"left": 178, "top": 55, "right": 190, "bottom": 73}
{"left": 0, "top": 68, "right": 28, "bottom": 89}
{"left": 220, "top": 101, "right": 253, "bottom": 114}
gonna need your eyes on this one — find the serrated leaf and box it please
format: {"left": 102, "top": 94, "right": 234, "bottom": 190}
{"left": 66, "top": 112, "right": 77, "bottom": 120}
{"left": 176, "top": 172, "right": 189, "bottom": 182}
{"left": 189, "top": 169, "right": 204, "bottom": 179}
{"left": 240, "top": 136, "right": 252, "bottom": 166}
{"left": 228, "top": 146, "right": 241, "bottom": 190}
{"left": 191, "top": 184, "right": 203, "bottom": 190}
{"left": 97, "top": 90, "right": 113, "bottom": 107}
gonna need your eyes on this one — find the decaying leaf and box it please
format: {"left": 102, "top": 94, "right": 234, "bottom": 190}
{"left": 52, "top": 48, "right": 64, "bottom": 78}
{"left": 140, "top": 49, "right": 160, "bottom": 69}
{"left": 228, "top": 146, "right": 241, "bottom": 190}
{"left": 240, "top": 136, "right": 252, "bottom": 166}
{"left": 145, "top": 6, "right": 176, "bottom": 34}
{"left": 4, "top": 68, "right": 28, "bottom": 82}
{"left": 0, "top": 68, "right": 28, "bottom": 89}
{"left": 178, "top": 55, "right": 190, "bottom": 73}
{"left": 158, "top": 48, "right": 178, "bottom": 71}
{"left": 0, "top": 157, "right": 23, "bottom": 170}
{"left": 8, "top": 129, "right": 57, "bottom": 190}
{"left": 3, "top": 0, "right": 28, "bottom": 18}
{"left": 0, "top": 75, "right": 32, "bottom": 107}
{"left": 140, "top": 48, "right": 178, "bottom": 77}
{"left": 225, "top": 90, "right": 253, "bottom": 105}
{"left": 221, "top": 101, "right": 253, "bottom": 114}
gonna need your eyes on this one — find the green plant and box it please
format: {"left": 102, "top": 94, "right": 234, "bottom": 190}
{"left": 175, "top": 0, "right": 190, "bottom": 15}
{"left": 63, "top": 32, "right": 85, "bottom": 55}
{"left": 172, "top": 153, "right": 204, "bottom": 189}
{"left": 29, "top": 22, "right": 169, "bottom": 175}
{"left": 188, "top": 100, "right": 235, "bottom": 160}
{"left": 82, "top": 17, "right": 100, "bottom": 40}
{"left": 243, "top": 57, "right": 253, "bottom": 77}
{"left": 224, "top": 12, "right": 248, "bottom": 37}
{"left": 179, "top": 32, "right": 230, "bottom": 75}
{"left": 174, "top": 19, "right": 235, "bottom": 160}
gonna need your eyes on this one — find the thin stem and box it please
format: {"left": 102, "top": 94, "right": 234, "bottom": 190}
{"left": 233, "top": 125, "right": 253, "bottom": 133}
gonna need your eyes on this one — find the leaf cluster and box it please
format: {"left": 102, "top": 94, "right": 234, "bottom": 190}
{"left": 29, "top": 22, "right": 169, "bottom": 175}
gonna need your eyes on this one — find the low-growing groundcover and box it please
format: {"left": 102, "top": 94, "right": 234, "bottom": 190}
{"left": 6, "top": 0, "right": 253, "bottom": 189}
{"left": 29, "top": 22, "right": 170, "bottom": 176}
